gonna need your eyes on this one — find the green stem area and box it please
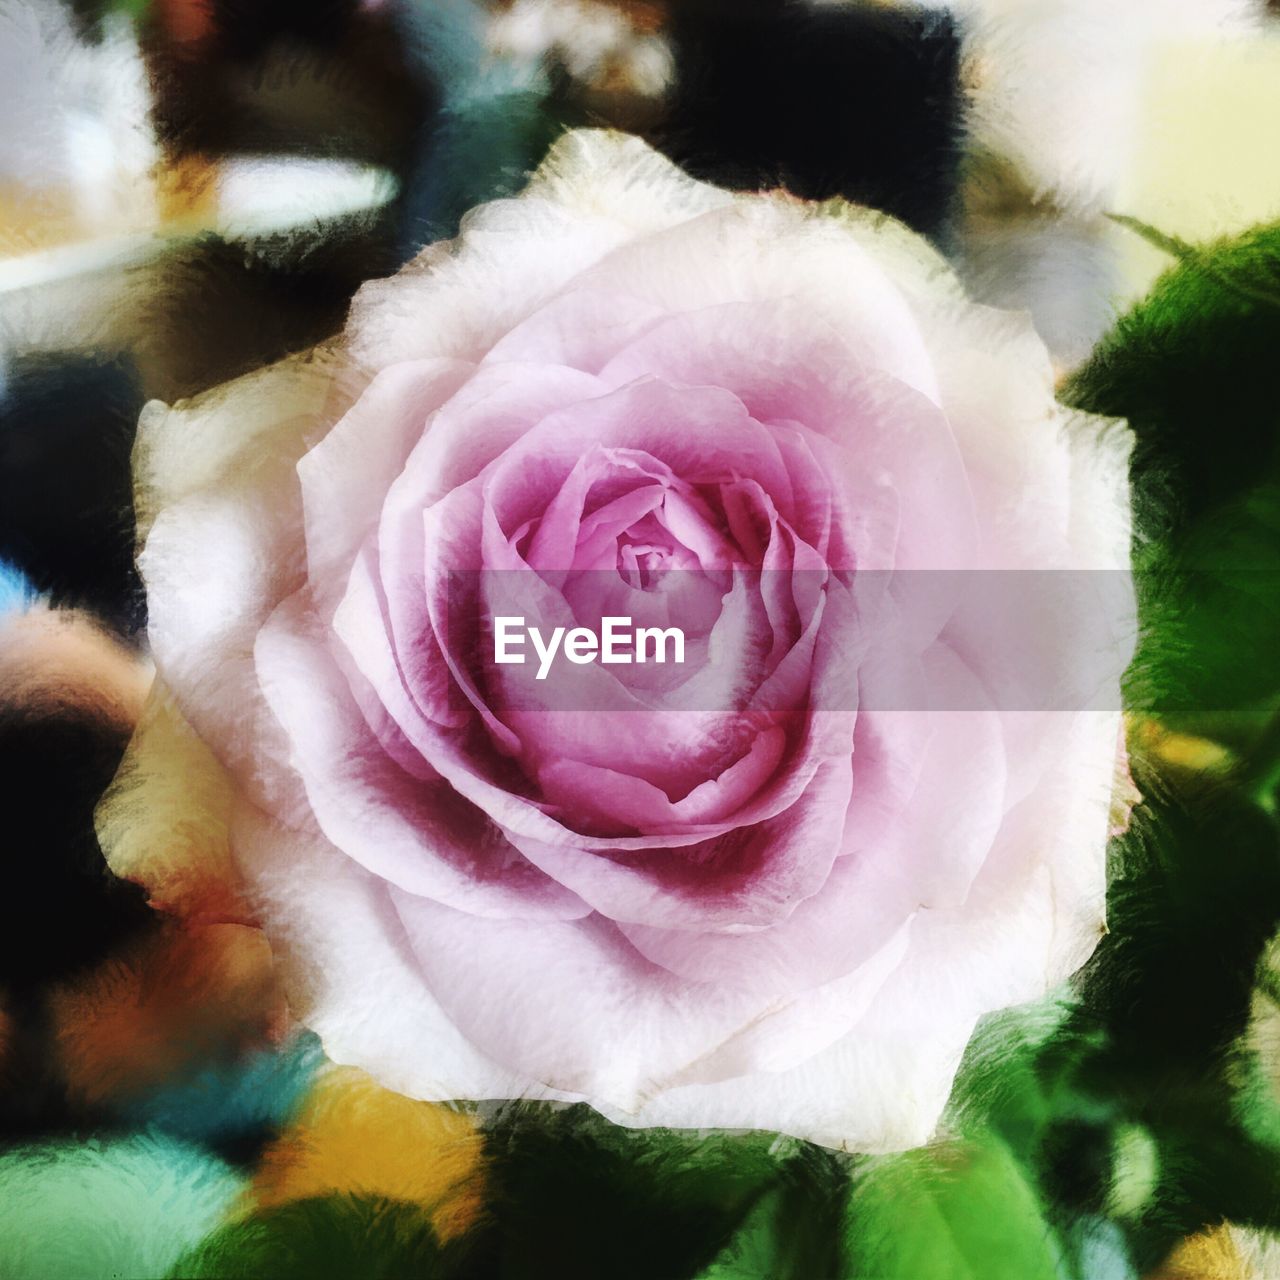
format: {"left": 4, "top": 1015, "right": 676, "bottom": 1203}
{"left": 1238, "top": 706, "right": 1280, "bottom": 811}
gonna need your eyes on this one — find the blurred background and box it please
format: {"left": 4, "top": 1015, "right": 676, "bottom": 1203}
{"left": 3, "top": 0, "right": 1279, "bottom": 627}
{"left": 2, "top": 3, "right": 1280, "bottom": 1275}
{"left": 2, "top": 0, "right": 1278, "bottom": 623}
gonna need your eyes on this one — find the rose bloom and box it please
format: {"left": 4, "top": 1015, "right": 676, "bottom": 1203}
{"left": 124, "top": 131, "right": 1133, "bottom": 1151}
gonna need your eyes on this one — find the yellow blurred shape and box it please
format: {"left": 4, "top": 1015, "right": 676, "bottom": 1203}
{"left": 1151, "top": 1223, "right": 1280, "bottom": 1279}
{"left": 1116, "top": 34, "right": 1280, "bottom": 302}
{"left": 249, "top": 1066, "right": 485, "bottom": 1242}
{"left": 1134, "top": 719, "right": 1235, "bottom": 775}
{"left": 96, "top": 689, "right": 249, "bottom": 926}
{"left": 1152, "top": 1223, "right": 1247, "bottom": 1279}
{"left": 155, "top": 153, "right": 220, "bottom": 230}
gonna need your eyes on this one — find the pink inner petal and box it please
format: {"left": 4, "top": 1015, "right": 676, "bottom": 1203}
{"left": 255, "top": 588, "right": 589, "bottom": 919}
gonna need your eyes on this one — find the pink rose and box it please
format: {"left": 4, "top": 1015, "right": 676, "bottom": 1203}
{"left": 124, "top": 131, "right": 1133, "bottom": 1150}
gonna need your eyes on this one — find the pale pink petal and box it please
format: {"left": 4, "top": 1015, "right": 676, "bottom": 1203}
{"left": 138, "top": 355, "right": 347, "bottom": 821}
{"left": 483, "top": 288, "right": 670, "bottom": 372}
{"left": 509, "top": 753, "right": 855, "bottom": 935}
{"left": 536, "top": 726, "right": 788, "bottom": 834}
{"left": 373, "top": 362, "right": 604, "bottom": 730}
{"left": 583, "top": 213, "right": 940, "bottom": 403}
{"left": 601, "top": 304, "right": 979, "bottom": 587}
{"left": 620, "top": 645, "right": 1008, "bottom": 993}
{"left": 389, "top": 884, "right": 907, "bottom": 1107}
{"left": 298, "top": 358, "right": 475, "bottom": 619}
{"left": 230, "top": 800, "right": 573, "bottom": 1106}
{"left": 254, "top": 590, "right": 588, "bottom": 919}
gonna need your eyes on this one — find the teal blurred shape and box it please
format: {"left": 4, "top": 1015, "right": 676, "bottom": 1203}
{"left": 0, "top": 560, "right": 36, "bottom": 617}
{"left": 0, "top": 1132, "right": 243, "bottom": 1280}
{"left": 115, "top": 1032, "right": 324, "bottom": 1159}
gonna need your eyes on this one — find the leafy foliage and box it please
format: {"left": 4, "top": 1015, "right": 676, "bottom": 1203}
{"left": 480, "top": 1104, "right": 844, "bottom": 1280}
{"left": 1066, "top": 223, "right": 1280, "bottom": 733}
{"left": 841, "top": 1136, "right": 1064, "bottom": 1280}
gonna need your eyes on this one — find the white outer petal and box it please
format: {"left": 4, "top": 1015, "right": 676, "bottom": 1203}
{"left": 598, "top": 708, "right": 1118, "bottom": 1152}
{"left": 229, "top": 799, "right": 571, "bottom": 1106}
{"left": 343, "top": 131, "right": 735, "bottom": 373}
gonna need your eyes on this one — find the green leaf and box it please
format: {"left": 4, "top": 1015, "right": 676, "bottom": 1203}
{"left": 696, "top": 1180, "right": 843, "bottom": 1280}
{"left": 1068, "top": 220, "right": 1280, "bottom": 531}
{"left": 950, "top": 1001, "right": 1108, "bottom": 1160}
{"left": 1065, "top": 221, "right": 1280, "bottom": 737}
{"left": 948, "top": 1001, "right": 1133, "bottom": 1253}
{"left": 941, "top": 764, "right": 1280, "bottom": 1272}
{"left": 482, "top": 1104, "right": 840, "bottom": 1280}
{"left": 168, "top": 1196, "right": 481, "bottom": 1280}
{"left": 841, "top": 1137, "right": 1065, "bottom": 1280}
{"left": 1059, "top": 764, "right": 1280, "bottom": 1268}
{"left": 696, "top": 1189, "right": 792, "bottom": 1280}
{"left": 1125, "top": 486, "right": 1280, "bottom": 730}
{"left": 1079, "top": 763, "right": 1280, "bottom": 1072}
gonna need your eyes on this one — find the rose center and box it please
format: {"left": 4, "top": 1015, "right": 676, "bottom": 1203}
{"left": 617, "top": 540, "right": 672, "bottom": 589}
